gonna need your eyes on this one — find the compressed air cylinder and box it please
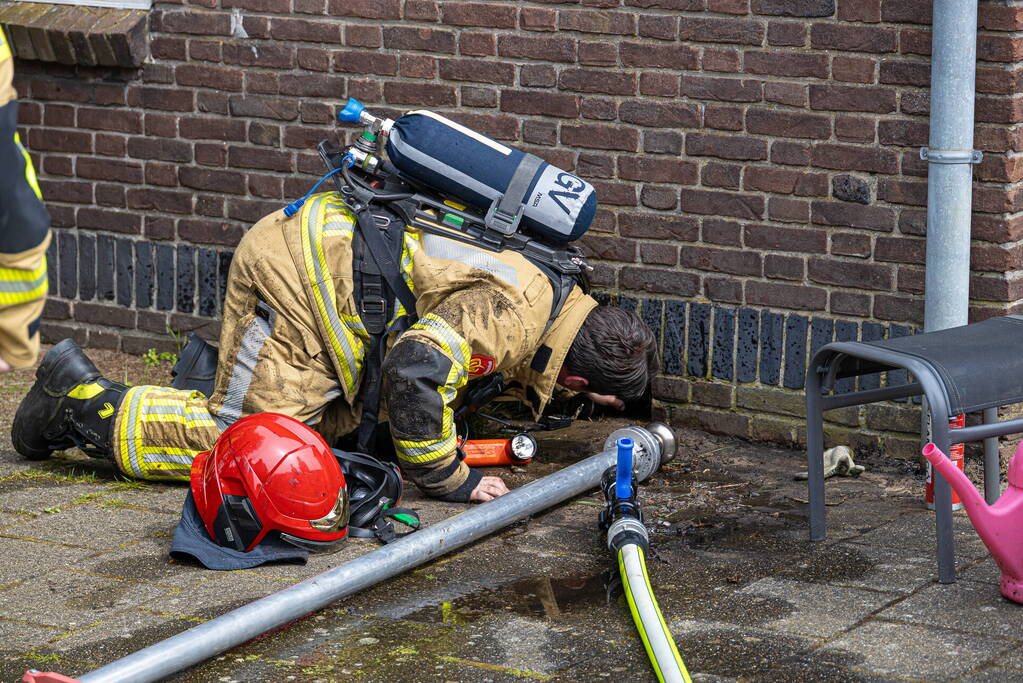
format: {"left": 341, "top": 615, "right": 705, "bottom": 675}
{"left": 385, "top": 110, "right": 596, "bottom": 244}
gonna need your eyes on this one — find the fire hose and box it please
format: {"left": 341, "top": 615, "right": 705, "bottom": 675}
{"left": 601, "top": 438, "right": 691, "bottom": 683}
{"left": 25, "top": 423, "right": 676, "bottom": 683}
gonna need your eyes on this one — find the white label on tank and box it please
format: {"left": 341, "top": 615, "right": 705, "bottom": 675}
{"left": 526, "top": 165, "right": 594, "bottom": 238}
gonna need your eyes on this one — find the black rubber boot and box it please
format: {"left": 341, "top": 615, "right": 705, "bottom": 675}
{"left": 11, "top": 339, "right": 128, "bottom": 461}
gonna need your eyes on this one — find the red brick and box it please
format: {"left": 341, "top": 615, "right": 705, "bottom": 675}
{"left": 681, "top": 189, "right": 764, "bottom": 219}
{"left": 401, "top": 55, "right": 437, "bottom": 79}
{"left": 811, "top": 144, "right": 898, "bottom": 174}
{"left": 702, "top": 47, "right": 742, "bottom": 73}
{"left": 877, "top": 179, "right": 926, "bottom": 206}
{"left": 686, "top": 133, "right": 767, "bottom": 161}
{"left": 704, "top": 106, "right": 743, "bottom": 131}
{"left": 640, "top": 185, "right": 679, "bottom": 210}
{"left": 880, "top": 0, "right": 930, "bottom": 23}
{"left": 639, "top": 72, "right": 680, "bottom": 97}
{"left": 76, "top": 157, "right": 142, "bottom": 184}
{"left": 808, "top": 258, "right": 892, "bottom": 290}
{"left": 899, "top": 29, "right": 931, "bottom": 57}
{"left": 77, "top": 107, "right": 141, "bottom": 134}
{"left": 619, "top": 101, "right": 700, "bottom": 128}
{"left": 679, "top": 17, "right": 765, "bottom": 45}
{"left": 744, "top": 167, "right": 828, "bottom": 196}
{"left": 879, "top": 60, "right": 929, "bottom": 87}
{"left": 127, "top": 188, "right": 193, "bottom": 214}
{"left": 155, "top": 9, "right": 232, "bottom": 35}
{"left": 384, "top": 82, "right": 456, "bottom": 107}
{"left": 681, "top": 75, "right": 762, "bottom": 102}
{"left": 810, "top": 24, "right": 897, "bottom": 53}
{"left": 329, "top": 0, "right": 400, "bottom": 19}
{"left": 834, "top": 116, "right": 876, "bottom": 143}
{"left": 346, "top": 25, "right": 381, "bottom": 48}
{"left": 875, "top": 236, "right": 925, "bottom": 264}
{"left": 771, "top": 141, "right": 811, "bottom": 166}
{"left": 579, "top": 42, "right": 618, "bottom": 66}
{"left": 558, "top": 9, "right": 636, "bottom": 35}
{"left": 831, "top": 232, "right": 872, "bottom": 258}
{"left": 618, "top": 156, "right": 698, "bottom": 184}
{"left": 459, "top": 32, "right": 496, "bottom": 57}
{"left": 701, "top": 162, "right": 742, "bottom": 189}
{"left": 333, "top": 50, "right": 398, "bottom": 76}
{"left": 620, "top": 42, "right": 699, "bottom": 70}
{"left": 641, "top": 243, "right": 679, "bottom": 266}
{"left": 839, "top": 0, "right": 880, "bottom": 22}
{"left": 810, "top": 84, "right": 895, "bottom": 113}
{"left": 501, "top": 90, "right": 579, "bottom": 118}
{"left": 639, "top": 14, "right": 679, "bottom": 40}
{"left": 745, "top": 51, "right": 828, "bottom": 78}
{"left": 746, "top": 109, "right": 831, "bottom": 139}
{"left": 745, "top": 223, "right": 827, "bottom": 252}
{"left": 521, "top": 7, "right": 557, "bottom": 32}
{"left": 764, "top": 254, "right": 805, "bottom": 280}
{"left": 811, "top": 201, "right": 896, "bottom": 231}
{"left": 271, "top": 17, "right": 343, "bottom": 43}
{"left": 227, "top": 146, "right": 292, "bottom": 172}
{"left": 618, "top": 213, "right": 699, "bottom": 240}
{"left": 874, "top": 294, "right": 922, "bottom": 323}
{"left": 561, "top": 124, "right": 639, "bottom": 151}
{"left": 764, "top": 82, "right": 807, "bottom": 106}
{"left": 681, "top": 246, "right": 762, "bottom": 276}
{"left": 127, "top": 87, "right": 194, "bottom": 112}
{"left": 441, "top": 2, "right": 517, "bottom": 28}
{"left": 831, "top": 291, "right": 871, "bottom": 316}
{"left": 747, "top": 281, "right": 827, "bottom": 310}
{"left": 832, "top": 56, "right": 875, "bottom": 83}
{"left": 767, "top": 21, "right": 806, "bottom": 46}
{"left": 175, "top": 64, "right": 244, "bottom": 92}
{"left": 498, "top": 35, "right": 575, "bottom": 63}
{"left": 620, "top": 267, "right": 699, "bottom": 296}
{"left": 580, "top": 235, "right": 637, "bottom": 262}
{"left": 382, "top": 26, "right": 456, "bottom": 54}
{"left": 559, "top": 69, "right": 636, "bottom": 96}
{"left": 439, "top": 59, "right": 514, "bottom": 85}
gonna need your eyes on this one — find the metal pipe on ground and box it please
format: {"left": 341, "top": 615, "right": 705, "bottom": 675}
{"left": 56, "top": 423, "right": 676, "bottom": 683}
{"left": 922, "top": 0, "right": 979, "bottom": 585}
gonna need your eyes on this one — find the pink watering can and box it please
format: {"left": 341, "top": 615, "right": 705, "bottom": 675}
{"left": 922, "top": 442, "right": 1023, "bottom": 603}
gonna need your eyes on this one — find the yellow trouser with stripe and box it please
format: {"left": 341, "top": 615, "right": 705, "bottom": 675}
{"left": 110, "top": 211, "right": 354, "bottom": 481}
{"left": 0, "top": 233, "right": 48, "bottom": 369}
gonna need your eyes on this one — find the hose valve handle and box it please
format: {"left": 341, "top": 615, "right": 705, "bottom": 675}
{"left": 616, "top": 437, "right": 634, "bottom": 501}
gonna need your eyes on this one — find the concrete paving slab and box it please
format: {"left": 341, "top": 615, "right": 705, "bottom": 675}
{"left": 828, "top": 542, "right": 941, "bottom": 594}
{"left": 669, "top": 619, "right": 819, "bottom": 680}
{"left": 878, "top": 580, "right": 1023, "bottom": 638}
{"left": 818, "top": 620, "right": 1012, "bottom": 681}
{"left": 0, "top": 537, "right": 92, "bottom": 590}
{"left": 0, "top": 480, "right": 109, "bottom": 516}
{"left": 958, "top": 557, "right": 1001, "bottom": 586}
{"left": 142, "top": 570, "right": 296, "bottom": 621}
{"left": 850, "top": 511, "right": 990, "bottom": 560}
{"left": 82, "top": 535, "right": 209, "bottom": 589}
{"left": 0, "top": 569, "right": 171, "bottom": 630}
{"left": 735, "top": 577, "right": 897, "bottom": 638}
{"left": 956, "top": 671, "right": 1023, "bottom": 683}
{"left": 0, "top": 619, "right": 65, "bottom": 654}
{"left": 3, "top": 500, "right": 178, "bottom": 550}
{"left": 990, "top": 646, "right": 1023, "bottom": 669}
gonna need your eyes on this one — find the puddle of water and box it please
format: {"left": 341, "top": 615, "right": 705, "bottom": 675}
{"left": 405, "top": 573, "right": 608, "bottom": 624}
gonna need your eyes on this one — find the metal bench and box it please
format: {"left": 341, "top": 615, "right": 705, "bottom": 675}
{"left": 805, "top": 315, "right": 1023, "bottom": 583}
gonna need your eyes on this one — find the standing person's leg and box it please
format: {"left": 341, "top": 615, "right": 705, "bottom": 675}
{"left": 0, "top": 96, "right": 50, "bottom": 373}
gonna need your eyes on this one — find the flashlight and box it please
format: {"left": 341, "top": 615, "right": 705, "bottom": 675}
{"left": 460, "top": 433, "right": 537, "bottom": 467}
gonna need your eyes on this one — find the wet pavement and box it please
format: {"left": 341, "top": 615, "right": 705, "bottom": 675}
{"left": 1, "top": 349, "right": 1022, "bottom": 682}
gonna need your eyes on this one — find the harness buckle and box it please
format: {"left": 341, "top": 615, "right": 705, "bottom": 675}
{"left": 485, "top": 196, "right": 524, "bottom": 236}
{"left": 360, "top": 294, "right": 388, "bottom": 335}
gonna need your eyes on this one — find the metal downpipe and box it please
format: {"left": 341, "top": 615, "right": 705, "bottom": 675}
{"left": 922, "top": 0, "right": 979, "bottom": 584}
{"left": 71, "top": 423, "right": 677, "bottom": 683}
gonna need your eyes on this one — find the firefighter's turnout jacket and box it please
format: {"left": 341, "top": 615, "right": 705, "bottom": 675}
{"left": 113, "top": 193, "right": 596, "bottom": 497}
{"left": 0, "top": 30, "right": 50, "bottom": 369}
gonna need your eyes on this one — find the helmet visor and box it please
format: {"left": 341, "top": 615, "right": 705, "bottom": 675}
{"left": 279, "top": 532, "right": 348, "bottom": 554}
{"left": 309, "top": 486, "right": 349, "bottom": 533}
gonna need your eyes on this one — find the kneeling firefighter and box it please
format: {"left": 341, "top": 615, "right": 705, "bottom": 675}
{"left": 12, "top": 101, "right": 659, "bottom": 503}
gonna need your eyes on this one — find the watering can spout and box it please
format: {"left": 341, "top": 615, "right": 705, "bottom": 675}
{"left": 922, "top": 443, "right": 1023, "bottom": 603}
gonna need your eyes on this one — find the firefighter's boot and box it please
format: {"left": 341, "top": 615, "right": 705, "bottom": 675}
{"left": 12, "top": 338, "right": 127, "bottom": 460}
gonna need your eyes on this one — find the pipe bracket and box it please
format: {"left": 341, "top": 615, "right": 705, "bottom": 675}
{"left": 920, "top": 147, "right": 983, "bottom": 165}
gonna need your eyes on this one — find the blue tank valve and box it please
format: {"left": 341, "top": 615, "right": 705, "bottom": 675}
{"left": 615, "top": 437, "right": 634, "bottom": 501}
{"left": 337, "top": 98, "right": 366, "bottom": 124}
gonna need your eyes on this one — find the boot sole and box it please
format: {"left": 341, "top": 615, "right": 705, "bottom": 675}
{"left": 11, "top": 339, "right": 97, "bottom": 460}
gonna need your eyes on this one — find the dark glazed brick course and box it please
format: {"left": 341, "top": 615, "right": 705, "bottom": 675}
{"left": 687, "top": 303, "right": 711, "bottom": 379}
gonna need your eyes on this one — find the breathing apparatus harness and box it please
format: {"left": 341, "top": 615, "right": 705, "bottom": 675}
{"left": 286, "top": 99, "right": 594, "bottom": 454}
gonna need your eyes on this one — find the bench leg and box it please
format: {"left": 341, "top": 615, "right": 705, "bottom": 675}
{"left": 983, "top": 408, "right": 1000, "bottom": 504}
{"left": 806, "top": 371, "right": 826, "bottom": 542}
{"left": 932, "top": 421, "right": 956, "bottom": 584}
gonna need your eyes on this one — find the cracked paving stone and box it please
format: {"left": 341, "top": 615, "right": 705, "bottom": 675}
{"left": 878, "top": 579, "right": 1023, "bottom": 638}
{"left": 2, "top": 501, "right": 178, "bottom": 550}
{"left": 0, "top": 537, "right": 93, "bottom": 590}
{"left": 0, "top": 569, "right": 171, "bottom": 630}
{"left": 734, "top": 577, "right": 897, "bottom": 638}
{"left": 818, "top": 620, "right": 1012, "bottom": 681}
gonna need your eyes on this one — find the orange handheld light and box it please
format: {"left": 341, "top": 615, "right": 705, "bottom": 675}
{"left": 461, "top": 433, "right": 537, "bottom": 467}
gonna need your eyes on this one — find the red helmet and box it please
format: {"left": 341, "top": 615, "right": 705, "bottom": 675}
{"left": 191, "top": 413, "right": 348, "bottom": 553}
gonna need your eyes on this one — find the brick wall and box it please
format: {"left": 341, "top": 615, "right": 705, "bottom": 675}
{"left": 9, "top": 0, "right": 1023, "bottom": 457}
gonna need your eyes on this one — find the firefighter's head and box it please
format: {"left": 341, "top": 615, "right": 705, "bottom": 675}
{"left": 562, "top": 305, "right": 659, "bottom": 402}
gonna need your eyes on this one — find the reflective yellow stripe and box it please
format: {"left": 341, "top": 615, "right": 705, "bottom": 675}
{"left": 14, "top": 133, "right": 42, "bottom": 201}
{"left": 115, "top": 386, "right": 212, "bottom": 482}
{"left": 0, "top": 256, "right": 47, "bottom": 306}
{"left": 67, "top": 382, "right": 105, "bottom": 400}
{"left": 0, "top": 30, "right": 10, "bottom": 62}
{"left": 393, "top": 317, "right": 469, "bottom": 465}
{"left": 300, "top": 193, "right": 364, "bottom": 396}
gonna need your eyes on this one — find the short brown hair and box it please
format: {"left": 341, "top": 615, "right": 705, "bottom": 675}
{"left": 565, "top": 305, "right": 659, "bottom": 400}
